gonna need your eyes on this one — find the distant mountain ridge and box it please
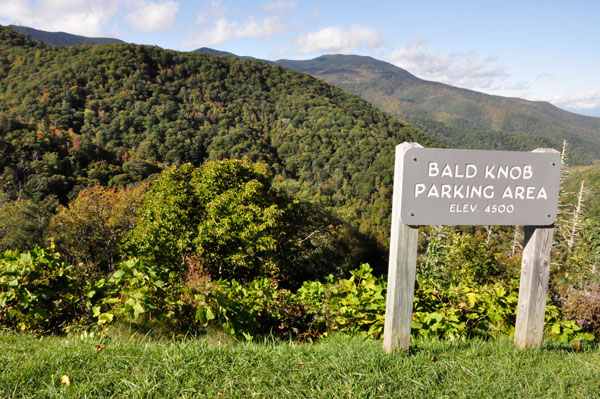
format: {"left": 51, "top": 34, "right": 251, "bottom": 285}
{"left": 8, "top": 25, "right": 123, "bottom": 46}
{"left": 273, "top": 54, "right": 600, "bottom": 164}
{"left": 194, "top": 49, "right": 600, "bottom": 163}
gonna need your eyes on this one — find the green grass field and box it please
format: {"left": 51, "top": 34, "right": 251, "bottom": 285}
{"left": 1, "top": 331, "right": 599, "bottom": 398}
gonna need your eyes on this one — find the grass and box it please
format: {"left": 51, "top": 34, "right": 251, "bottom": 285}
{"left": 1, "top": 330, "right": 599, "bottom": 398}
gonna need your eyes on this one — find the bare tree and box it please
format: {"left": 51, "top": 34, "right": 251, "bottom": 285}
{"left": 567, "top": 180, "right": 588, "bottom": 254}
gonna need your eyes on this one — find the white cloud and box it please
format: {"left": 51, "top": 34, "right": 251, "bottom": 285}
{"left": 0, "top": 0, "right": 35, "bottom": 23}
{"left": 262, "top": 1, "right": 297, "bottom": 13}
{"left": 235, "top": 16, "right": 285, "bottom": 38}
{"left": 294, "top": 24, "right": 382, "bottom": 54}
{"left": 0, "top": 0, "right": 119, "bottom": 36}
{"left": 550, "top": 91, "right": 600, "bottom": 110}
{"left": 388, "top": 36, "right": 507, "bottom": 90}
{"left": 195, "top": 0, "right": 228, "bottom": 24}
{"left": 184, "top": 18, "right": 235, "bottom": 47}
{"left": 0, "top": 0, "right": 177, "bottom": 36}
{"left": 125, "top": 1, "right": 179, "bottom": 32}
{"left": 182, "top": 16, "right": 286, "bottom": 48}
{"left": 39, "top": 0, "right": 90, "bottom": 12}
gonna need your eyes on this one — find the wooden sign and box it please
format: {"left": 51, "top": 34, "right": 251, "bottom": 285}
{"left": 399, "top": 147, "right": 561, "bottom": 226}
{"left": 383, "top": 143, "right": 560, "bottom": 353}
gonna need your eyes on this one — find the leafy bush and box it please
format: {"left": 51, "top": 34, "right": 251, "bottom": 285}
{"left": 419, "top": 229, "right": 513, "bottom": 286}
{"left": 559, "top": 285, "right": 600, "bottom": 338}
{"left": 0, "top": 247, "right": 80, "bottom": 332}
{"left": 412, "top": 279, "right": 518, "bottom": 339}
{"left": 297, "top": 264, "right": 593, "bottom": 342}
{"left": 90, "top": 258, "right": 182, "bottom": 330}
{"left": 197, "top": 278, "right": 317, "bottom": 340}
{"left": 297, "top": 264, "right": 520, "bottom": 340}
{"left": 123, "top": 160, "right": 375, "bottom": 287}
{"left": 298, "top": 263, "right": 386, "bottom": 338}
{"left": 0, "top": 246, "right": 594, "bottom": 343}
{"left": 92, "top": 257, "right": 317, "bottom": 340}
{"left": 49, "top": 183, "right": 148, "bottom": 275}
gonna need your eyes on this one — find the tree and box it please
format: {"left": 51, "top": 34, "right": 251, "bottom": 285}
{"left": 0, "top": 191, "right": 52, "bottom": 252}
{"left": 123, "top": 160, "right": 380, "bottom": 286}
{"left": 49, "top": 183, "right": 148, "bottom": 275}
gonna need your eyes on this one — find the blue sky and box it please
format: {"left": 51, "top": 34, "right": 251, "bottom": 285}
{"left": 1, "top": 0, "right": 599, "bottom": 116}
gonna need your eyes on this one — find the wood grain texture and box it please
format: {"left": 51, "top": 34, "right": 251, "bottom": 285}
{"left": 514, "top": 225, "right": 554, "bottom": 348}
{"left": 514, "top": 148, "right": 559, "bottom": 348}
{"left": 383, "top": 142, "right": 422, "bottom": 353}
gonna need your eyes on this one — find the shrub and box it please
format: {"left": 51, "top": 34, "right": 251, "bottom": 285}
{"left": 198, "top": 278, "right": 317, "bottom": 340}
{"left": 93, "top": 257, "right": 317, "bottom": 340}
{"left": 49, "top": 183, "right": 147, "bottom": 275}
{"left": 90, "top": 258, "right": 182, "bottom": 330}
{"left": 298, "top": 263, "right": 386, "bottom": 338}
{"left": 123, "top": 160, "right": 375, "bottom": 287}
{"left": 412, "top": 279, "right": 518, "bottom": 339}
{"left": 0, "top": 247, "right": 80, "bottom": 332}
{"left": 419, "top": 229, "right": 511, "bottom": 286}
{"left": 560, "top": 285, "right": 600, "bottom": 337}
{"left": 297, "top": 264, "right": 594, "bottom": 342}
{"left": 123, "top": 161, "right": 298, "bottom": 282}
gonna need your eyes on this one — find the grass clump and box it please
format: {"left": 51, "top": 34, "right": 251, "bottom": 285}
{"left": 1, "top": 332, "right": 599, "bottom": 398}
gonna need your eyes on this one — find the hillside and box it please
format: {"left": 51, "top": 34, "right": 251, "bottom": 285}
{"left": 0, "top": 25, "right": 433, "bottom": 243}
{"left": 7, "top": 25, "right": 124, "bottom": 46}
{"left": 10, "top": 24, "right": 597, "bottom": 163}
{"left": 273, "top": 55, "right": 600, "bottom": 163}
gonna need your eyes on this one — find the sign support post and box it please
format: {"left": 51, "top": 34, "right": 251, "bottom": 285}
{"left": 514, "top": 224, "right": 554, "bottom": 348}
{"left": 514, "top": 148, "right": 558, "bottom": 348}
{"left": 383, "top": 142, "right": 422, "bottom": 353}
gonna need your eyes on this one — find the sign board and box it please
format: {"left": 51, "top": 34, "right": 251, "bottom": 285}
{"left": 399, "top": 147, "right": 561, "bottom": 225}
{"left": 384, "top": 143, "right": 561, "bottom": 353}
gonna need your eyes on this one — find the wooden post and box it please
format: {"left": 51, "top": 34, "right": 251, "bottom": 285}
{"left": 514, "top": 225, "right": 554, "bottom": 348}
{"left": 514, "top": 148, "right": 559, "bottom": 348}
{"left": 383, "top": 142, "right": 422, "bottom": 353}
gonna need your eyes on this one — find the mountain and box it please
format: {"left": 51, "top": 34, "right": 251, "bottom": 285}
{"left": 7, "top": 25, "right": 124, "bottom": 46}
{"left": 193, "top": 47, "right": 264, "bottom": 62}
{"left": 194, "top": 47, "right": 238, "bottom": 57}
{"left": 8, "top": 24, "right": 597, "bottom": 163}
{"left": 0, "top": 25, "right": 434, "bottom": 244}
{"left": 273, "top": 55, "right": 600, "bottom": 164}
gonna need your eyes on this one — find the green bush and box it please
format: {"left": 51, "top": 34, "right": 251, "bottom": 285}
{"left": 0, "top": 246, "right": 593, "bottom": 343}
{"left": 298, "top": 263, "right": 386, "bottom": 338}
{"left": 419, "top": 230, "right": 512, "bottom": 286}
{"left": 123, "top": 160, "right": 376, "bottom": 287}
{"left": 196, "top": 278, "right": 317, "bottom": 340}
{"left": 0, "top": 247, "right": 80, "bottom": 332}
{"left": 412, "top": 279, "right": 518, "bottom": 339}
{"left": 90, "top": 258, "right": 183, "bottom": 330}
{"left": 91, "top": 257, "right": 317, "bottom": 340}
{"left": 297, "top": 264, "right": 593, "bottom": 342}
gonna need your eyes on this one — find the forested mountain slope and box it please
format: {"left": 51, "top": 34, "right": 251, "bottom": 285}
{"left": 11, "top": 24, "right": 596, "bottom": 163}
{"left": 0, "top": 25, "right": 433, "bottom": 242}
{"left": 274, "top": 55, "right": 600, "bottom": 163}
